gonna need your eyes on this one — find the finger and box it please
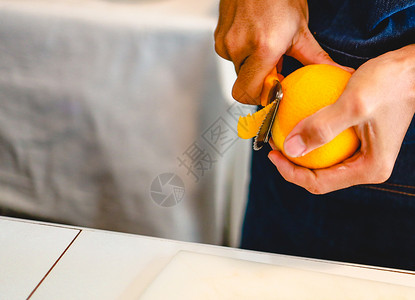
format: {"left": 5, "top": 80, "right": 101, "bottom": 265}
{"left": 260, "top": 67, "right": 278, "bottom": 106}
{"left": 259, "top": 63, "right": 285, "bottom": 106}
{"left": 268, "top": 150, "right": 370, "bottom": 194}
{"left": 288, "top": 26, "right": 354, "bottom": 73}
{"left": 214, "top": 0, "right": 236, "bottom": 61}
{"left": 269, "top": 137, "right": 277, "bottom": 150}
{"left": 232, "top": 48, "right": 285, "bottom": 104}
{"left": 226, "top": 35, "right": 252, "bottom": 75}
{"left": 276, "top": 57, "right": 284, "bottom": 74}
{"left": 283, "top": 95, "right": 361, "bottom": 158}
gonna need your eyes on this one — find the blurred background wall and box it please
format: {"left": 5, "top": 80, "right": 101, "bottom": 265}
{"left": 0, "top": 0, "right": 254, "bottom": 247}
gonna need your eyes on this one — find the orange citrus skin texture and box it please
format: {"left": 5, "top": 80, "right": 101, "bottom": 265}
{"left": 272, "top": 64, "right": 360, "bottom": 169}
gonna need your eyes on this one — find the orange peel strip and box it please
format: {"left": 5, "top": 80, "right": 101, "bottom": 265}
{"left": 237, "top": 102, "right": 275, "bottom": 139}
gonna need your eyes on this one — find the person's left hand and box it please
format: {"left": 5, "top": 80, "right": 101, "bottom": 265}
{"left": 268, "top": 44, "right": 415, "bottom": 194}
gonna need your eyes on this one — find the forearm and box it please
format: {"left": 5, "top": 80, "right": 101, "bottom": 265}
{"left": 406, "top": 44, "right": 415, "bottom": 111}
{"left": 389, "top": 44, "right": 415, "bottom": 112}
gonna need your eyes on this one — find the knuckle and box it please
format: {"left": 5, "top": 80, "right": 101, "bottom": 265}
{"left": 302, "top": 176, "right": 325, "bottom": 195}
{"left": 223, "top": 33, "right": 237, "bottom": 55}
{"left": 307, "top": 185, "right": 322, "bottom": 195}
{"left": 213, "top": 26, "right": 219, "bottom": 40}
{"left": 279, "top": 167, "right": 330, "bottom": 195}
{"left": 277, "top": 165, "right": 297, "bottom": 185}
{"left": 214, "top": 29, "right": 233, "bottom": 60}
{"left": 214, "top": 36, "right": 227, "bottom": 58}
{"left": 251, "top": 33, "right": 277, "bottom": 59}
{"left": 231, "top": 84, "right": 255, "bottom": 103}
{"left": 222, "top": 29, "right": 247, "bottom": 60}
{"left": 214, "top": 41, "right": 226, "bottom": 58}
{"left": 305, "top": 182, "right": 327, "bottom": 195}
{"left": 349, "top": 93, "right": 371, "bottom": 119}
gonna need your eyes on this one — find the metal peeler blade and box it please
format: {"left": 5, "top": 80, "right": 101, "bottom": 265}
{"left": 253, "top": 80, "right": 283, "bottom": 151}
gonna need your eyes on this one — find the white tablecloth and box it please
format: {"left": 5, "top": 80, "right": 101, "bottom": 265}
{"left": 0, "top": 0, "right": 255, "bottom": 246}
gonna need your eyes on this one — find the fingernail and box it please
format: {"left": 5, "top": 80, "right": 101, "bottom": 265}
{"left": 284, "top": 135, "right": 306, "bottom": 157}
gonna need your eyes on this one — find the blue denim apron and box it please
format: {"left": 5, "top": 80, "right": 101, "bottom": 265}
{"left": 241, "top": 1, "right": 415, "bottom": 270}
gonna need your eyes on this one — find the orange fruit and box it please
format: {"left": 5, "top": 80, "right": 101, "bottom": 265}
{"left": 237, "top": 64, "right": 360, "bottom": 169}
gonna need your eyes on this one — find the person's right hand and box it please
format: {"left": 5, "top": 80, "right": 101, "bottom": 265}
{"left": 267, "top": 44, "right": 415, "bottom": 194}
{"left": 214, "top": 0, "right": 348, "bottom": 105}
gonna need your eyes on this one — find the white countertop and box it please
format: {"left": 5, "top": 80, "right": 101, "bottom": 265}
{"left": 1, "top": 216, "right": 415, "bottom": 299}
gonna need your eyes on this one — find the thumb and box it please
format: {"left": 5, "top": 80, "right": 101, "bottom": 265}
{"left": 283, "top": 99, "right": 357, "bottom": 158}
{"left": 288, "top": 27, "right": 354, "bottom": 72}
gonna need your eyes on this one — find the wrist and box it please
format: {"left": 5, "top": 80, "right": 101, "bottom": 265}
{"left": 407, "top": 46, "right": 415, "bottom": 113}
{"left": 404, "top": 45, "right": 415, "bottom": 110}
{"left": 393, "top": 44, "right": 415, "bottom": 112}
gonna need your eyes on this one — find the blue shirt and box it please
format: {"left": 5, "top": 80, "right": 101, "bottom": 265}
{"left": 241, "top": 1, "right": 415, "bottom": 271}
{"left": 309, "top": 0, "right": 415, "bottom": 68}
